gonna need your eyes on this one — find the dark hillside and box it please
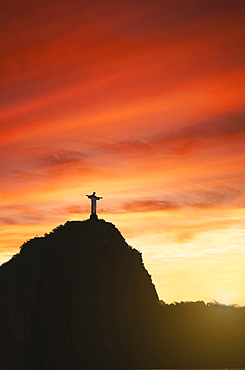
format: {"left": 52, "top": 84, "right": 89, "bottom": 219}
{"left": 1, "top": 219, "right": 245, "bottom": 369}
{"left": 158, "top": 300, "right": 245, "bottom": 368}
{"left": 0, "top": 220, "right": 161, "bottom": 370}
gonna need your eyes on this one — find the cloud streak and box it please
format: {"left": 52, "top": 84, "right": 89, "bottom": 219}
{"left": 121, "top": 200, "right": 179, "bottom": 212}
{"left": 101, "top": 111, "right": 245, "bottom": 157}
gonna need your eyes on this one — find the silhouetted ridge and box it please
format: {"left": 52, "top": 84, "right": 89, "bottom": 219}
{"left": 2, "top": 219, "right": 244, "bottom": 369}
{"left": 0, "top": 220, "right": 160, "bottom": 370}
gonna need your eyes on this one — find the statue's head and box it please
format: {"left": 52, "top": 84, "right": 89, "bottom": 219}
{"left": 93, "top": 192, "right": 96, "bottom": 195}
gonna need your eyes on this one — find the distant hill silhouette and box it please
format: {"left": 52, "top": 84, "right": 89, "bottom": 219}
{"left": 158, "top": 300, "right": 245, "bottom": 368}
{"left": 0, "top": 220, "right": 162, "bottom": 370}
{"left": 1, "top": 219, "right": 245, "bottom": 369}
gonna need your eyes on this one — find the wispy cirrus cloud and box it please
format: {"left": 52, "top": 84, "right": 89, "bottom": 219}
{"left": 63, "top": 205, "right": 87, "bottom": 214}
{"left": 118, "top": 187, "right": 243, "bottom": 213}
{"left": 101, "top": 111, "right": 245, "bottom": 158}
{"left": 35, "top": 148, "right": 87, "bottom": 168}
{"left": 0, "top": 205, "right": 50, "bottom": 225}
{"left": 0, "top": 147, "right": 91, "bottom": 187}
{"left": 0, "top": 217, "right": 18, "bottom": 225}
{"left": 121, "top": 200, "right": 179, "bottom": 212}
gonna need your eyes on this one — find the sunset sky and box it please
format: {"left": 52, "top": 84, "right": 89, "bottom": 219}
{"left": 1, "top": 0, "right": 245, "bottom": 305}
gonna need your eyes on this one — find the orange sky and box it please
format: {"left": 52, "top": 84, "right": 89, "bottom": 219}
{"left": 1, "top": 0, "right": 245, "bottom": 305}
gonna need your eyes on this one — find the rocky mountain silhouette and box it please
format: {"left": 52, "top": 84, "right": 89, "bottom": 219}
{"left": 0, "top": 219, "right": 162, "bottom": 370}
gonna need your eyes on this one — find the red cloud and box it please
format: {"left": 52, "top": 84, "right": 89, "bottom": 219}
{"left": 64, "top": 205, "right": 86, "bottom": 214}
{"left": 36, "top": 149, "right": 86, "bottom": 168}
{"left": 100, "top": 111, "right": 245, "bottom": 159}
{"left": 0, "top": 217, "right": 18, "bottom": 225}
{"left": 121, "top": 200, "right": 179, "bottom": 212}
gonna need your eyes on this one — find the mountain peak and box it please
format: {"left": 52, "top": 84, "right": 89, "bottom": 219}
{"left": 0, "top": 219, "right": 160, "bottom": 369}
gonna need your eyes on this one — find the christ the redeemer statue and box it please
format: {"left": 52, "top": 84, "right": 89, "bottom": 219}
{"left": 86, "top": 192, "right": 103, "bottom": 220}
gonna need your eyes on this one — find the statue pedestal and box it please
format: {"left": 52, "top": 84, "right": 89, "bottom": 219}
{"left": 89, "top": 214, "right": 98, "bottom": 221}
